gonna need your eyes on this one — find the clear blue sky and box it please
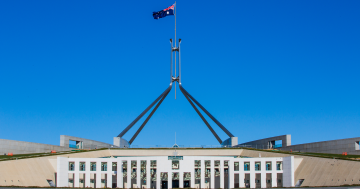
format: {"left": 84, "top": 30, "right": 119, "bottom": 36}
{"left": 0, "top": 0, "right": 359, "bottom": 147}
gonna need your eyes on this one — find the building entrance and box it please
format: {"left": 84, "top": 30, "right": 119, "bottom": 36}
{"left": 172, "top": 180, "right": 179, "bottom": 188}
{"left": 183, "top": 181, "right": 190, "bottom": 188}
{"left": 161, "top": 181, "right": 168, "bottom": 189}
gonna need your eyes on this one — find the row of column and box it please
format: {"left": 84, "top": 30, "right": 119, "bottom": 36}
{"left": 70, "top": 159, "right": 281, "bottom": 188}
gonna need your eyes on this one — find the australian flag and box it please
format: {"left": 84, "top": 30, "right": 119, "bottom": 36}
{"left": 153, "top": 4, "right": 174, "bottom": 19}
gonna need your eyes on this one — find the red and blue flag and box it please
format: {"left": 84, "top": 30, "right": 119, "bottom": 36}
{"left": 153, "top": 4, "right": 174, "bottom": 19}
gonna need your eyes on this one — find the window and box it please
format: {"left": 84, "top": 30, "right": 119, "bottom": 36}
{"left": 69, "top": 162, "right": 75, "bottom": 171}
{"left": 122, "top": 161, "right": 127, "bottom": 174}
{"left": 205, "top": 160, "right": 211, "bottom": 178}
{"left": 244, "top": 162, "right": 250, "bottom": 171}
{"left": 266, "top": 162, "right": 272, "bottom": 171}
{"left": 214, "top": 160, "right": 220, "bottom": 167}
{"left": 195, "top": 160, "right": 201, "bottom": 168}
{"left": 276, "top": 162, "right": 282, "bottom": 170}
{"left": 161, "top": 172, "right": 168, "bottom": 181}
{"left": 79, "top": 162, "right": 85, "bottom": 171}
{"left": 112, "top": 162, "right": 117, "bottom": 171}
{"left": 256, "top": 180, "right": 260, "bottom": 183}
{"left": 267, "top": 180, "right": 271, "bottom": 183}
{"left": 90, "top": 179, "right": 95, "bottom": 183}
{"left": 150, "top": 160, "right": 156, "bottom": 181}
{"left": 172, "top": 172, "right": 179, "bottom": 180}
{"left": 234, "top": 162, "right": 239, "bottom": 171}
{"left": 90, "top": 162, "right": 96, "bottom": 171}
{"left": 224, "top": 160, "right": 229, "bottom": 169}
{"left": 255, "top": 162, "right": 261, "bottom": 171}
{"left": 172, "top": 160, "right": 179, "bottom": 170}
{"left": 141, "top": 160, "right": 146, "bottom": 178}
{"left": 150, "top": 160, "right": 156, "bottom": 168}
{"left": 274, "top": 140, "right": 282, "bottom": 148}
{"left": 101, "top": 162, "right": 107, "bottom": 171}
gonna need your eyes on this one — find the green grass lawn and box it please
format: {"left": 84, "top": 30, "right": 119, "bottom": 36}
{"left": 1, "top": 147, "right": 360, "bottom": 162}
{"left": 0, "top": 148, "right": 107, "bottom": 161}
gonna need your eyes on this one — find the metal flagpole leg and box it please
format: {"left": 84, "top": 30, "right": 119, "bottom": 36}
{"left": 179, "top": 85, "right": 235, "bottom": 138}
{"left": 179, "top": 39, "right": 181, "bottom": 84}
{"left": 128, "top": 88, "right": 171, "bottom": 144}
{"left": 170, "top": 39, "right": 173, "bottom": 83}
{"left": 117, "top": 85, "right": 172, "bottom": 137}
{"left": 174, "top": 1, "right": 177, "bottom": 99}
{"left": 179, "top": 85, "right": 223, "bottom": 144}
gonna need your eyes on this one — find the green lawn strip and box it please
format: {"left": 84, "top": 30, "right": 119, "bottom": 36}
{"left": 239, "top": 147, "right": 360, "bottom": 161}
{"left": 0, "top": 148, "right": 107, "bottom": 161}
{"left": 1, "top": 147, "right": 359, "bottom": 162}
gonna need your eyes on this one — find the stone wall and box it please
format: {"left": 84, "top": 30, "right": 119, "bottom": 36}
{"left": 0, "top": 139, "right": 72, "bottom": 155}
{"left": 60, "top": 135, "right": 113, "bottom": 149}
{"left": 237, "top": 135, "right": 291, "bottom": 149}
{"left": 280, "top": 137, "right": 360, "bottom": 155}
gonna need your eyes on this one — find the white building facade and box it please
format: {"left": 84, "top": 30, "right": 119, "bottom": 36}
{"left": 57, "top": 156, "right": 294, "bottom": 188}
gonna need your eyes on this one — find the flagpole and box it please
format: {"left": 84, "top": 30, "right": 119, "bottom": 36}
{"left": 174, "top": 1, "right": 177, "bottom": 99}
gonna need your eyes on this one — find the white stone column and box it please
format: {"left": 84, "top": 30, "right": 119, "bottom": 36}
{"left": 239, "top": 161, "right": 245, "bottom": 188}
{"left": 167, "top": 172, "right": 171, "bottom": 189}
{"left": 250, "top": 161, "right": 255, "bottom": 188}
{"left": 85, "top": 160, "right": 91, "bottom": 187}
{"left": 229, "top": 160, "right": 234, "bottom": 189}
{"left": 96, "top": 160, "right": 101, "bottom": 188}
{"left": 220, "top": 160, "right": 224, "bottom": 188}
{"left": 180, "top": 171, "right": 184, "bottom": 188}
{"left": 118, "top": 160, "right": 123, "bottom": 188}
{"left": 146, "top": 160, "right": 151, "bottom": 189}
{"left": 56, "top": 157, "right": 69, "bottom": 187}
{"left": 210, "top": 160, "right": 214, "bottom": 189}
{"left": 272, "top": 172, "right": 277, "bottom": 188}
{"left": 272, "top": 160, "right": 277, "bottom": 187}
{"left": 127, "top": 160, "right": 131, "bottom": 189}
{"left": 74, "top": 160, "right": 80, "bottom": 187}
{"left": 107, "top": 161, "right": 112, "bottom": 188}
{"left": 283, "top": 156, "right": 294, "bottom": 187}
{"left": 261, "top": 160, "right": 266, "bottom": 188}
{"left": 137, "top": 160, "right": 141, "bottom": 188}
{"left": 201, "top": 160, "right": 205, "bottom": 189}
{"left": 156, "top": 168, "right": 160, "bottom": 189}
{"left": 191, "top": 170, "right": 195, "bottom": 188}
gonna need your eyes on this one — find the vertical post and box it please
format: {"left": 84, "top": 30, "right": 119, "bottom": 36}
{"left": 137, "top": 160, "right": 141, "bottom": 188}
{"left": 170, "top": 40, "right": 173, "bottom": 83}
{"left": 210, "top": 160, "right": 214, "bottom": 189}
{"left": 250, "top": 161, "right": 255, "bottom": 188}
{"left": 200, "top": 160, "right": 205, "bottom": 188}
{"left": 174, "top": 1, "right": 177, "bottom": 99}
{"left": 220, "top": 160, "right": 224, "bottom": 188}
{"left": 191, "top": 163, "right": 195, "bottom": 188}
{"left": 118, "top": 160, "right": 123, "bottom": 188}
{"left": 180, "top": 171, "right": 184, "bottom": 188}
{"left": 239, "top": 160, "right": 245, "bottom": 188}
{"left": 96, "top": 160, "right": 102, "bottom": 188}
{"left": 179, "top": 39, "right": 181, "bottom": 84}
{"left": 85, "top": 160, "right": 90, "bottom": 187}
{"left": 107, "top": 160, "right": 112, "bottom": 188}
{"left": 127, "top": 161, "right": 131, "bottom": 189}
{"left": 156, "top": 169, "right": 160, "bottom": 189}
{"left": 229, "top": 160, "right": 234, "bottom": 189}
{"left": 146, "top": 160, "right": 151, "bottom": 189}
{"left": 261, "top": 160, "right": 266, "bottom": 188}
{"left": 74, "top": 160, "right": 79, "bottom": 187}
